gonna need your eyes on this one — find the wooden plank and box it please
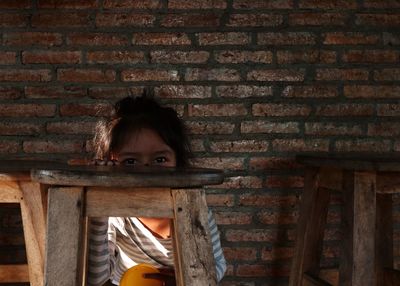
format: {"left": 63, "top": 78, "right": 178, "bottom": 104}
{"left": 19, "top": 182, "right": 47, "bottom": 286}
{"left": 289, "top": 168, "right": 330, "bottom": 286}
{"left": 303, "top": 273, "right": 333, "bottom": 286}
{"left": 376, "top": 173, "right": 400, "bottom": 194}
{"left": 319, "top": 269, "right": 339, "bottom": 286}
{"left": 171, "top": 189, "right": 217, "bottom": 286}
{"left": 0, "top": 264, "right": 30, "bottom": 282}
{"left": 383, "top": 268, "right": 400, "bottom": 286}
{"left": 86, "top": 187, "right": 173, "bottom": 218}
{"left": 340, "top": 171, "right": 376, "bottom": 286}
{"left": 318, "top": 167, "right": 342, "bottom": 192}
{"left": 0, "top": 181, "right": 23, "bottom": 203}
{"left": 45, "top": 187, "right": 84, "bottom": 286}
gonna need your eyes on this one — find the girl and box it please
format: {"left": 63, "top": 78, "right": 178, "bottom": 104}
{"left": 87, "top": 94, "right": 226, "bottom": 286}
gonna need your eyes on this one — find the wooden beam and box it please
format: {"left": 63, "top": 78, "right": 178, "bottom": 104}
{"left": 303, "top": 273, "right": 333, "bottom": 286}
{"left": 0, "top": 181, "right": 23, "bottom": 203}
{"left": 0, "top": 264, "right": 29, "bottom": 283}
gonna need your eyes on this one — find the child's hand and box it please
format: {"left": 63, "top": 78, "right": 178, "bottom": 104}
{"left": 143, "top": 268, "right": 176, "bottom": 286}
{"left": 90, "top": 159, "right": 120, "bottom": 166}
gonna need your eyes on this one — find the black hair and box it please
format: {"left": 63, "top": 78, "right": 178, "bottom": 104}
{"left": 93, "top": 94, "right": 190, "bottom": 167}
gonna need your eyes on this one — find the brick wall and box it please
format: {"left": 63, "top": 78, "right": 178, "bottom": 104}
{"left": 0, "top": 0, "right": 399, "bottom": 285}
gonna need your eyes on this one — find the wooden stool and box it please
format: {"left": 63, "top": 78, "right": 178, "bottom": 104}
{"left": 289, "top": 155, "right": 400, "bottom": 286}
{"left": 30, "top": 163, "right": 224, "bottom": 286}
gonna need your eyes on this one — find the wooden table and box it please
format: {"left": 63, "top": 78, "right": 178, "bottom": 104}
{"left": 289, "top": 155, "right": 400, "bottom": 286}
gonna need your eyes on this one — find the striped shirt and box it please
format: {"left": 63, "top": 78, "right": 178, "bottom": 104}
{"left": 87, "top": 210, "right": 226, "bottom": 285}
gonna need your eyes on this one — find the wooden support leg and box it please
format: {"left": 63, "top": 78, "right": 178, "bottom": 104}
{"left": 171, "top": 189, "right": 217, "bottom": 286}
{"left": 45, "top": 187, "right": 84, "bottom": 286}
{"left": 289, "top": 168, "right": 331, "bottom": 286}
{"left": 340, "top": 171, "right": 376, "bottom": 286}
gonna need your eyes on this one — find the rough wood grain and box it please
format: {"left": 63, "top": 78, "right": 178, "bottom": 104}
{"left": 0, "top": 181, "right": 23, "bottom": 203}
{"left": 45, "top": 187, "right": 84, "bottom": 286}
{"left": 0, "top": 264, "right": 29, "bottom": 282}
{"left": 171, "top": 189, "right": 217, "bottom": 286}
{"left": 303, "top": 273, "right": 333, "bottom": 286}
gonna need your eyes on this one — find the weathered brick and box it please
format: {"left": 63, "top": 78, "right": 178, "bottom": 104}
{"left": 0, "top": 52, "right": 16, "bottom": 64}
{"left": 277, "top": 50, "right": 336, "bottom": 64}
{"left": 0, "top": 141, "right": 19, "bottom": 153}
{"left": 305, "top": 122, "right": 363, "bottom": 136}
{"left": 198, "top": 32, "right": 250, "bottom": 45}
{"left": 0, "top": 122, "right": 43, "bottom": 135}
{"left": 323, "top": 32, "right": 380, "bottom": 45}
{"left": 0, "top": 87, "right": 22, "bottom": 99}
{"left": 368, "top": 123, "right": 400, "bottom": 136}
{"left": 168, "top": 0, "right": 227, "bottom": 9}
{"left": 258, "top": 32, "right": 316, "bottom": 45}
{"left": 224, "top": 247, "right": 257, "bottom": 261}
{"left": 22, "top": 51, "right": 81, "bottom": 64}
{"left": 31, "top": 13, "right": 91, "bottom": 28}
{"left": 225, "top": 229, "right": 280, "bottom": 242}
{"left": 161, "top": 14, "right": 220, "bottom": 27}
{"left": 95, "top": 13, "right": 155, "bottom": 27}
{"left": 248, "top": 69, "right": 305, "bottom": 82}
{"left": 249, "top": 157, "right": 300, "bottom": 171}
{"left": 227, "top": 14, "right": 283, "bottom": 27}
{"left": 67, "top": 33, "right": 129, "bottom": 46}
{"left": 266, "top": 175, "right": 304, "bottom": 188}
{"left": 23, "top": 140, "right": 84, "bottom": 153}
{"left": 193, "top": 157, "right": 245, "bottom": 171}
{"left": 316, "top": 68, "right": 369, "bottom": 81}
{"left": 252, "top": 103, "right": 311, "bottom": 117}
{"left": 188, "top": 104, "right": 247, "bottom": 116}
{"left": 374, "top": 69, "right": 400, "bottom": 81}
{"left": 189, "top": 139, "right": 205, "bottom": 152}
{"left": 239, "top": 194, "right": 298, "bottom": 208}
{"left": 383, "top": 33, "right": 400, "bottom": 46}
{"left": 241, "top": 121, "right": 299, "bottom": 134}
{"left": 315, "top": 104, "right": 374, "bottom": 116}
{"left": 378, "top": 104, "right": 400, "bottom": 116}
{"left": 46, "top": 121, "right": 96, "bottom": 134}
{"left": 272, "top": 139, "right": 330, "bottom": 152}
{"left": 237, "top": 264, "right": 289, "bottom": 277}
{"left": 132, "top": 33, "right": 191, "bottom": 45}
{"left": 233, "top": 0, "right": 293, "bottom": 9}
{"left": 334, "top": 140, "right": 392, "bottom": 153}
{"left": 217, "top": 176, "right": 263, "bottom": 189}
{"left": 342, "top": 50, "right": 399, "bottom": 63}
{"left": 121, "top": 69, "right": 179, "bottom": 82}
{"left": 186, "top": 121, "right": 235, "bottom": 134}
{"left": 299, "top": 0, "right": 357, "bottom": 8}
{"left": 364, "top": 0, "right": 400, "bottom": 8}
{"left": 0, "top": 69, "right": 52, "bottom": 82}
{"left": 282, "top": 85, "right": 338, "bottom": 98}
{"left": 258, "top": 210, "right": 298, "bottom": 224}
{"left": 216, "top": 85, "right": 272, "bottom": 98}
{"left": 0, "top": 14, "right": 28, "bottom": 28}
{"left": 150, "top": 51, "right": 209, "bottom": 64}
{"left": 25, "top": 86, "right": 86, "bottom": 99}
{"left": 0, "top": 104, "right": 56, "bottom": 117}
{"left": 103, "top": 0, "right": 161, "bottom": 8}
{"left": 3, "top": 32, "right": 63, "bottom": 46}
{"left": 0, "top": 0, "right": 31, "bottom": 8}
{"left": 58, "top": 69, "right": 116, "bottom": 83}
{"left": 206, "top": 194, "right": 235, "bottom": 207}
{"left": 214, "top": 211, "right": 252, "bottom": 225}
{"left": 356, "top": 14, "right": 400, "bottom": 27}
{"left": 289, "top": 12, "right": 347, "bottom": 26}
{"left": 87, "top": 51, "right": 145, "bottom": 64}
{"left": 38, "top": 0, "right": 98, "bottom": 8}
{"left": 262, "top": 246, "right": 294, "bottom": 261}
{"left": 155, "top": 85, "right": 211, "bottom": 99}
{"left": 215, "top": 50, "right": 272, "bottom": 64}
{"left": 60, "top": 103, "right": 112, "bottom": 117}
{"left": 344, "top": 85, "right": 400, "bottom": 99}
{"left": 210, "top": 140, "right": 268, "bottom": 152}
{"left": 186, "top": 68, "right": 240, "bottom": 81}
{"left": 89, "top": 87, "right": 143, "bottom": 99}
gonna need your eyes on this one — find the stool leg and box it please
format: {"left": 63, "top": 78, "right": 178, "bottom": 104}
{"left": 289, "top": 168, "right": 331, "bottom": 286}
{"left": 171, "top": 189, "right": 217, "bottom": 286}
{"left": 340, "top": 171, "right": 376, "bottom": 286}
{"left": 45, "top": 187, "right": 84, "bottom": 286}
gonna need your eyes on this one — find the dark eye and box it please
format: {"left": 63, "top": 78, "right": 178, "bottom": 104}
{"left": 154, "top": 157, "right": 167, "bottom": 164}
{"left": 123, "top": 158, "right": 137, "bottom": 166}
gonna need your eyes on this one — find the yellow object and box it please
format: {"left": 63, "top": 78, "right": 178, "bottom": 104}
{"left": 119, "top": 264, "right": 163, "bottom": 286}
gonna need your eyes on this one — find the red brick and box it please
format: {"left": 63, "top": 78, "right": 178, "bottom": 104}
{"left": 395, "top": 142, "right": 400, "bottom": 152}
{"left": 241, "top": 121, "right": 299, "bottom": 134}
{"left": 0, "top": 141, "right": 19, "bottom": 153}
{"left": 344, "top": 85, "right": 400, "bottom": 99}
{"left": 150, "top": 51, "right": 209, "bottom": 64}
{"left": 155, "top": 85, "right": 211, "bottom": 99}
{"left": 132, "top": 33, "right": 191, "bottom": 45}
{"left": 315, "top": 104, "right": 374, "bottom": 116}
{"left": 67, "top": 33, "right": 129, "bottom": 46}
{"left": 265, "top": 175, "right": 304, "bottom": 188}
{"left": 210, "top": 140, "right": 268, "bottom": 152}
{"left": 216, "top": 85, "right": 272, "bottom": 98}
{"left": 217, "top": 176, "right": 263, "bottom": 189}
{"left": 248, "top": 69, "right": 305, "bottom": 82}
{"left": 22, "top": 51, "right": 81, "bottom": 64}
{"left": 193, "top": 157, "right": 245, "bottom": 171}
{"left": 368, "top": 123, "right": 400, "bottom": 136}
{"left": 374, "top": 69, "right": 400, "bottom": 81}
{"left": 227, "top": 14, "right": 283, "bottom": 27}
{"left": 323, "top": 32, "right": 380, "bottom": 45}
{"left": 198, "top": 32, "right": 250, "bottom": 45}
{"left": 0, "top": 52, "right": 16, "bottom": 64}
{"left": 378, "top": 104, "right": 400, "bottom": 116}
{"left": 60, "top": 103, "right": 112, "bottom": 117}
{"left": 0, "top": 0, "right": 31, "bottom": 8}
{"left": 334, "top": 140, "right": 391, "bottom": 153}
{"left": 188, "top": 104, "right": 247, "bottom": 116}
{"left": 25, "top": 86, "right": 86, "bottom": 99}
{"left": 38, "top": 0, "right": 98, "bottom": 8}
{"left": 31, "top": 13, "right": 91, "bottom": 28}
{"left": 23, "top": 140, "right": 84, "bottom": 153}
{"left": 46, "top": 121, "right": 97, "bottom": 135}
{"left": 0, "top": 122, "right": 43, "bottom": 135}
{"left": 87, "top": 51, "right": 145, "bottom": 64}
{"left": 289, "top": 12, "right": 347, "bottom": 26}
{"left": 277, "top": 50, "right": 336, "bottom": 64}
{"left": 0, "top": 87, "right": 22, "bottom": 99}
{"left": 225, "top": 229, "right": 280, "bottom": 242}
{"left": 233, "top": 0, "right": 293, "bottom": 9}
{"left": 272, "top": 139, "right": 330, "bottom": 152}
{"left": 237, "top": 264, "right": 289, "bottom": 277}
{"left": 189, "top": 139, "right": 205, "bottom": 152}
{"left": 262, "top": 246, "right": 293, "bottom": 261}
{"left": 258, "top": 210, "right": 298, "bottom": 224}
{"left": 161, "top": 14, "right": 220, "bottom": 27}
{"left": 364, "top": 0, "right": 400, "bottom": 8}
{"left": 0, "top": 14, "right": 28, "bottom": 27}
{"left": 305, "top": 122, "right": 363, "bottom": 136}
{"left": 214, "top": 211, "right": 252, "bottom": 225}
{"left": 185, "top": 68, "right": 240, "bottom": 81}
{"left": 258, "top": 32, "right": 316, "bottom": 45}
{"left": 342, "top": 50, "right": 399, "bottom": 63}
{"left": 89, "top": 87, "right": 143, "bottom": 99}
{"left": 186, "top": 121, "right": 235, "bottom": 134}
{"left": 316, "top": 68, "right": 369, "bottom": 81}
{"left": 168, "top": 0, "right": 227, "bottom": 8}
{"left": 240, "top": 194, "right": 297, "bottom": 207}
{"left": 58, "top": 69, "right": 116, "bottom": 83}
{"left": 252, "top": 103, "right": 311, "bottom": 117}
{"left": 223, "top": 247, "right": 257, "bottom": 261}
{"left": 300, "top": 0, "right": 357, "bottom": 8}
{"left": 282, "top": 85, "right": 338, "bottom": 98}
{"left": 215, "top": 50, "right": 272, "bottom": 64}
{"left": 95, "top": 13, "right": 155, "bottom": 27}
{"left": 356, "top": 14, "right": 400, "bottom": 27}
{"left": 121, "top": 69, "right": 179, "bottom": 82}
{"left": 206, "top": 194, "right": 235, "bottom": 207}
{"left": 0, "top": 69, "right": 52, "bottom": 82}
{"left": 3, "top": 32, "right": 62, "bottom": 46}
{"left": 249, "top": 157, "right": 300, "bottom": 171}
{"left": 0, "top": 104, "right": 56, "bottom": 117}
{"left": 103, "top": 0, "right": 161, "bottom": 8}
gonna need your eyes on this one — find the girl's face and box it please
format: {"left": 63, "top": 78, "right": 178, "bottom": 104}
{"left": 112, "top": 128, "right": 177, "bottom": 167}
